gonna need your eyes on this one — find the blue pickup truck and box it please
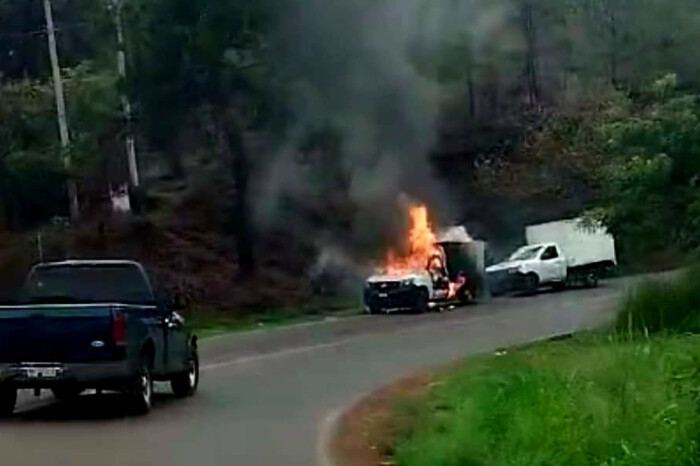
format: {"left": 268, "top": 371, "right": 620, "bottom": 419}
{"left": 0, "top": 260, "right": 199, "bottom": 416}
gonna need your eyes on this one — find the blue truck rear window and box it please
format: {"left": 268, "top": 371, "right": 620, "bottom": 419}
{"left": 24, "top": 265, "right": 154, "bottom": 305}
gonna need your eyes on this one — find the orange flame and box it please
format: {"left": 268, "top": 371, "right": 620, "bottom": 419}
{"left": 448, "top": 277, "right": 467, "bottom": 300}
{"left": 379, "top": 204, "right": 471, "bottom": 302}
{"left": 382, "top": 205, "right": 443, "bottom": 276}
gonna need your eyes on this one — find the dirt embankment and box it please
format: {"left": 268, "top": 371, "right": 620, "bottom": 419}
{"left": 0, "top": 189, "right": 315, "bottom": 313}
{"left": 330, "top": 373, "right": 435, "bottom": 466}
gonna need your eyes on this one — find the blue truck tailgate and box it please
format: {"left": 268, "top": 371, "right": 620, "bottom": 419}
{"left": 0, "top": 304, "right": 118, "bottom": 363}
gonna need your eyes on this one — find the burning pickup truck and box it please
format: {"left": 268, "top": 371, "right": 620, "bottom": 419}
{"left": 363, "top": 206, "right": 485, "bottom": 314}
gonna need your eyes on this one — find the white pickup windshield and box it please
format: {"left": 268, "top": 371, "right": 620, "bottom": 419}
{"left": 509, "top": 246, "right": 544, "bottom": 262}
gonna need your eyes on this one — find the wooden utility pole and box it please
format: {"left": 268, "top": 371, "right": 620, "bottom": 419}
{"left": 108, "top": 0, "right": 140, "bottom": 190}
{"left": 43, "top": 0, "right": 80, "bottom": 220}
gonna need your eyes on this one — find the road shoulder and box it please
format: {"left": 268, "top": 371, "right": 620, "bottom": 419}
{"left": 327, "top": 371, "right": 435, "bottom": 466}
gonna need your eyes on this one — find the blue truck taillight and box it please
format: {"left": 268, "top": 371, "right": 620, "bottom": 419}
{"left": 112, "top": 311, "right": 127, "bottom": 346}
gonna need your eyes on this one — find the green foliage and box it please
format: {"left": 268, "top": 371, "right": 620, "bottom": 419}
{"left": 592, "top": 75, "right": 700, "bottom": 254}
{"left": 126, "top": 0, "right": 271, "bottom": 148}
{"left": 0, "top": 79, "right": 67, "bottom": 228}
{"left": 594, "top": 155, "right": 676, "bottom": 252}
{"left": 0, "top": 150, "right": 67, "bottom": 229}
{"left": 0, "top": 65, "right": 120, "bottom": 229}
{"left": 3, "top": 0, "right": 700, "bottom": 271}
{"left": 616, "top": 268, "right": 700, "bottom": 337}
{"left": 62, "top": 64, "right": 121, "bottom": 174}
{"left": 395, "top": 335, "right": 700, "bottom": 466}
{"left": 0, "top": 0, "right": 111, "bottom": 80}
{"left": 0, "top": 78, "right": 57, "bottom": 151}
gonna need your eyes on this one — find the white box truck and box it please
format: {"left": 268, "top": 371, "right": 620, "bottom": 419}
{"left": 486, "top": 218, "right": 617, "bottom": 295}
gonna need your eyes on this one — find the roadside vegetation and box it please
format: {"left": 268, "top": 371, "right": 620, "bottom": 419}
{"left": 394, "top": 334, "right": 700, "bottom": 466}
{"left": 391, "top": 268, "right": 700, "bottom": 466}
{"left": 617, "top": 268, "right": 700, "bottom": 336}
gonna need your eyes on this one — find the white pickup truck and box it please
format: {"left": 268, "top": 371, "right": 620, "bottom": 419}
{"left": 486, "top": 218, "right": 617, "bottom": 295}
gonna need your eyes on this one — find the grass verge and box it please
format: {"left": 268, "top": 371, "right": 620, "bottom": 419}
{"left": 616, "top": 267, "right": 700, "bottom": 336}
{"left": 393, "top": 334, "right": 700, "bottom": 466}
{"left": 369, "top": 268, "right": 700, "bottom": 466}
{"left": 188, "top": 298, "right": 362, "bottom": 339}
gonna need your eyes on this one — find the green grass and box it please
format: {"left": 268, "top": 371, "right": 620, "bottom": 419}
{"left": 390, "top": 266, "right": 700, "bottom": 465}
{"left": 394, "top": 335, "right": 700, "bottom": 466}
{"left": 616, "top": 267, "right": 700, "bottom": 336}
{"left": 188, "top": 298, "right": 362, "bottom": 339}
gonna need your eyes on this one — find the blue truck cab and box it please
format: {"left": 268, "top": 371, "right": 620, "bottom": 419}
{"left": 0, "top": 260, "right": 199, "bottom": 416}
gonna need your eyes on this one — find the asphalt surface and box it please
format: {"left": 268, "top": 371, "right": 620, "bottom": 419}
{"left": 0, "top": 274, "right": 660, "bottom": 466}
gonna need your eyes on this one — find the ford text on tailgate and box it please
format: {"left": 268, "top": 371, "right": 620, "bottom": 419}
{"left": 0, "top": 260, "right": 199, "bottom": 416}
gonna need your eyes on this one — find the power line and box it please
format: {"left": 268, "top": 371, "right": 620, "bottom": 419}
{"left": 0, "top": 28, "right": 46, "bottom": 39}
{"left": 0, "top": 21, "right": 91, "bottom": 39}
{"left": 0, "top": 19, "right": 253, "bottom": 40}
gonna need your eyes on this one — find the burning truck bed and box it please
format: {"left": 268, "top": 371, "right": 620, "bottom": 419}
{"left": 363, "top": 206, "right": 486, "bottom": 314}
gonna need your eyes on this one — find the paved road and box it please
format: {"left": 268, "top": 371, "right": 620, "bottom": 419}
{"left": 0, "top": 275, "right": 656, "bottom": 466}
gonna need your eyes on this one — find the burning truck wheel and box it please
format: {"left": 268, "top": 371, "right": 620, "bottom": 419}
{"left": 363, "top": 205, "right": 486, "bottom": 315}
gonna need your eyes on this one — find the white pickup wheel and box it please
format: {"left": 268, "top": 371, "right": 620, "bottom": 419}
{"left": 524, "top": 274, "right": 540, "bottom": 295}
{"left": 584, "top": 273, "right": 600, "bottom": 288}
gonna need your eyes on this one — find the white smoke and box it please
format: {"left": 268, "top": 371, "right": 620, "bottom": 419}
{"left": 439, "top": 226, "right": 474, "bottom": 243}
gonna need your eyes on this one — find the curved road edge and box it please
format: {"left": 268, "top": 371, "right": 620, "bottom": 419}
{"left": 316, "top": 272, "right": 678, "bottom": 466}
{"left": 317, "top": 332, "right": 577, "bottom": 466}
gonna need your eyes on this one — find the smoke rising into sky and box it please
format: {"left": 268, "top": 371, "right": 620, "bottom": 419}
{"left": 256, "top": 0, "right": 507, "bottom": 268}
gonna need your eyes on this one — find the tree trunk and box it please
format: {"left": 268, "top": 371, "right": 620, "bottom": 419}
{"left": 217, "top": 107, "right": 256, "bottom": 276}
{"left": 484, "top": 65, "right": 500, "bottom": 117}
{"left": 608, "top": 8, "right": 619, "bottom": 87}
{"left": 168, "top": 152, "right": 185, "bottom": 180}
{"left": 467, "top": 71, "right": 476, "bottom": 119}
{"left": 521, "top": 2, "right": 540, "bottom": 105}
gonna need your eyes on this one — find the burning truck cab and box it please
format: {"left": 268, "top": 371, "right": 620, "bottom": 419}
{"left": 364, "top": 240, "right": 485, "bottom": 314}
{"left": 362, "top": 206, "right": 486, "bottom": 314}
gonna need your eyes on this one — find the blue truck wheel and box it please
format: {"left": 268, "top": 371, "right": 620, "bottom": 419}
{"left": 0, "top": 385, "right": 16, "bottom": 417}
